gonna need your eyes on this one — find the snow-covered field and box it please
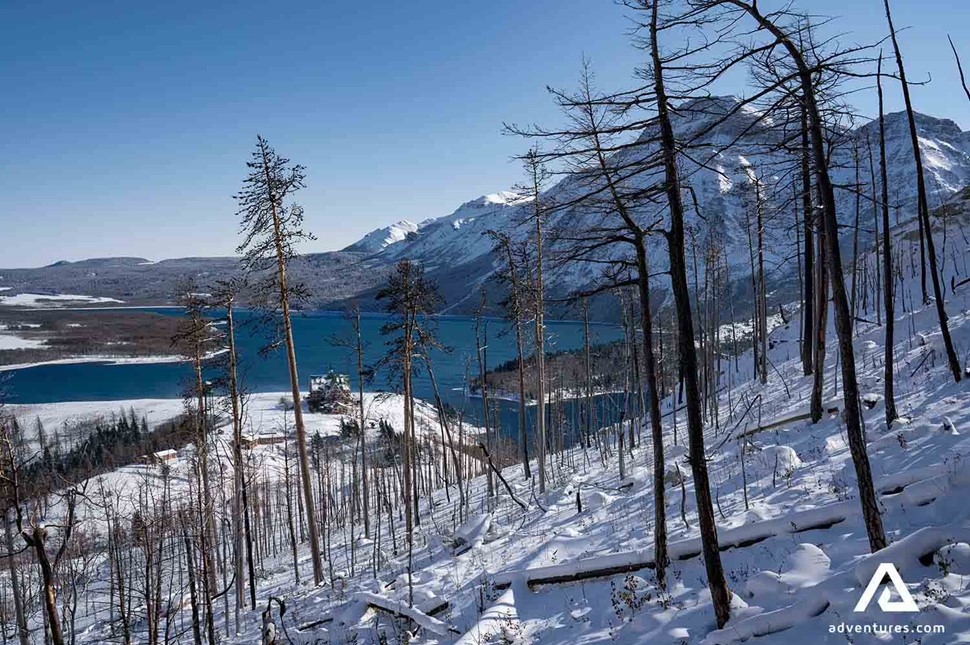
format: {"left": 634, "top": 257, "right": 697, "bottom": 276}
{"left": 0, "top": 321, "right": 46, "bottom": 350}
{"left": 7, "top": 397, "right": 187, "bottom": 436}
{"left": 0, "top": 331, "right": 46, "bottom": 351}
{"left": 6, "top": 390, "right": 480, "bottom": 525}
{"left": 0, "top": 292, "right": 124, "bottom": 308}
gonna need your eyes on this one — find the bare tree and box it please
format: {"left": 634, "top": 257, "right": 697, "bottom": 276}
{"left": 876, "top": 56, "right": 900, "bottom": 428}
{"left": 0, "top": 408, "right": 30, "bottom": 645}
{"left": 351, "top": 307, "right": 372, "bottom": 539}
{"left": 507, "top": 57, "right": 674, "bottom": 585}
{"left": 884, "top": 0, "right": 962, "bottom": 383}
{"left": 646, "top": 0, "right": 732, "bottom": 626}
{"left": 376, "top": 259, "right": 442, "bottom": 605}
{"left": 799, "top": 103, "right": 816, "bottom": 376}
{"left": 212, "top": 279, "right": 258, "bottom": 613}
{"left": 0, "top": 419, "right": 84, "bottom": 645}
{"left": 235, "top": 135, "right": 325, "bottom": 584}
{"left": 487, "top": 231, "right": 532, "bottom": 480}
{"left": 172, "top": 280, "right": 220, "bottom": 644}
{"left": 710, "top": 0, "right": 888, "bottom": 552}
{"left": 950, "top": 35, "right": 970, "bottom": 104}
{"left": 520, "top": 147, "right": 550, "bottom": 494}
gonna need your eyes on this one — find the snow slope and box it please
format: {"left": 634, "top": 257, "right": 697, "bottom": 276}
{"left": 248, "top": 188, "right": 970, "bottom": 642}
{"left": 344, "top": 221, "right": 421, "bottom": 254}
{"left": 6, "top": 391, "right": 483, "bottom": 536}
{"left": 0, "top": 292, "right": 124, "bottom": 307}
{"left": 0, "top": 329, "right": 46, "bottom": 350}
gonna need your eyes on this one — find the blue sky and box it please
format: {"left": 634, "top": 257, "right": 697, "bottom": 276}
{"left": 1, "top": 0, "right": 967, "bottom": 268}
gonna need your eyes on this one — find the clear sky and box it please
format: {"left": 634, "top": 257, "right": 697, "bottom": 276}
{"left": 1, "top": 0, "right": 967, "bottom": 268}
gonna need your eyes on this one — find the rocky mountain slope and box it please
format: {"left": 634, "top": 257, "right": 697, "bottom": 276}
{"left": 346, "top": 98, "right": 970, "bottom": 314}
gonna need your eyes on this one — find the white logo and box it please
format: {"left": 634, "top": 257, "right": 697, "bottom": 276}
{"left": 854, "top": 563, "right": 920, "bottom": 613}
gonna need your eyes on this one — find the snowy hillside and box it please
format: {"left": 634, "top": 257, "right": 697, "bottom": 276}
{"left": 207, "top": 188, "right": 967, "bottom": 643}
{"left": 375, "top": 191, "right": 532, "bottom": 269}
{"left": 235, "top": 176, "right": 970, "bottom": 644}
{"left": 343, "top": 221, "right": 421, "bottom": 254}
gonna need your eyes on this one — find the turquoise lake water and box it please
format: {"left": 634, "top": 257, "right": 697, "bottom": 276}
{"left": 2, "top": 309, "right": 627, "bottom": 438}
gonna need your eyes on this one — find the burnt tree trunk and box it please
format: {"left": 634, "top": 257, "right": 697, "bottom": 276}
{"left": 726, "top": 0, "right": 887, "bottom": 552}
{"left": 800, "top": 104, "right": 815, "bottom": 375}
{"left": 650, "top": 0, "right": 731, "bottom": 627}
{"left": 877, "top": 57, "right": 900, "bottom": 426}
{"left": 884, "top": 0, "right": 962, "bottom": 383}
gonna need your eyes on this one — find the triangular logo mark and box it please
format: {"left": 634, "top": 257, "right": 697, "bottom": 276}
{"left": 854, "top": 563, "right": 920, "bottom": 613}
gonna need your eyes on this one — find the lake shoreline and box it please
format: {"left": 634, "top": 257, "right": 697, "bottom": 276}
{"left": 0, "top": 309, "right": 626, "bottom": 442}
{"left": 0, "top": 348, "right": 229, "bottom": 373}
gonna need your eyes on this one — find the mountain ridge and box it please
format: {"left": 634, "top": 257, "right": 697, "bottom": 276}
{"left": 3, "top": 99, "right": 969, "bottom": 320}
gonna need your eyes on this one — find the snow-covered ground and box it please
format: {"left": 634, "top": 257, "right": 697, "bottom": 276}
{"left": 0, "top": 330, "right": 45, "bottom": 350}
{"left": 0, "top": 348, "right": 230, "bottom": 372}
{"left": 7, "top": 389, "right": 464, "bottom": 455}
{"left": 5, "top": 390, "right": 480, "bottom": 526}
{"left": 6, "top": 397, "right": 187, "bottom": 436}
{"left": 0, "top": 292, "right": 124, "bottom": 308}
{"left": 220, "top": 200, "right": 970, "bottom": 643}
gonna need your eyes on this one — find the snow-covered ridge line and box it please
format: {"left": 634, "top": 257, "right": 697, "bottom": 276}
{"left": 345, "top": 98, "right": 970, "bottom": 304}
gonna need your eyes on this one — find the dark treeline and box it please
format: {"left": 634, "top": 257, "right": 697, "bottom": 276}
{"left": 9, "top": 411, "right": 195, "bottom": 501}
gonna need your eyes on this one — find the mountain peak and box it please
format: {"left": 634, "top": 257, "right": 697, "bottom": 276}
{"left": 459, "top": 191, "right": 531, "bottom": 210}
{"left": 342, "top": 220, "right": 419, "bottom": 254}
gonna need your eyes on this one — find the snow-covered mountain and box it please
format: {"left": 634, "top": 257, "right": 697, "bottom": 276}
{"left": 347, "top": 97, "right": 970, "bottom": 313}
{"left": 349, "top": 192, "right": 532, "bottom": 265}
{"left": 342, "top": 220, "right": 420, "bottom": 254}
{"left": 5, "top": 99, "right": 968, "bottom": 320}
{"left": 856, "top": 111, "right": 970, "bottom": 203}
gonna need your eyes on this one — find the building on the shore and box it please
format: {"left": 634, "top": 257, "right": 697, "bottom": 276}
{"left": 307, "top": 370, "right": 353, "bottom": 413}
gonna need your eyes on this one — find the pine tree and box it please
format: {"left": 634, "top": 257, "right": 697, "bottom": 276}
{"left": 235, "top": 135, "right": 325, "bottom": 584}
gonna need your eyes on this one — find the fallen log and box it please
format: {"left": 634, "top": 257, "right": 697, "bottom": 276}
{"left": 490, "top": 467, "right": 941, "bottom": 591}
{"left": 357, "top": 592, "right": 459, "bottom": 636}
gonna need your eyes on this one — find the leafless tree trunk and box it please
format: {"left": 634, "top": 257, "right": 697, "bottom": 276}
{"left": 877, "top": 56, "right": 900, "bottom": 427}
{"left": 800, "top": 105, "right": 815, "bottom": 375}
{"left": 181, "top": 512, "right": 203, "bottom": 645}
{"left": 650, "top": 0, "right": 731, "bottom": 626}
{"left": 523, "top": 149, "right": 549, "bottom": 494}
{"left": 352, "top": 308, "right": 371, "bottom": 539}
{"left": 884, "top": 0, "right": 962, "bottom": 383}
{"left": 724, "top": 0, "right": 887, "bottom": 552}
{"left": 489, "top": 232, "right": 532, "bottom": 479}
{"left": 474, "top": 291, "right": 495, "bottom": 498}
{"left": 3, "top": 508, "right": 30, "bottom": 645}
{"left": 950, "top": 36, "right": 970, "bottom": 104}
{"left": 236, "top": 136, "right": 324, "bottom": 584}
